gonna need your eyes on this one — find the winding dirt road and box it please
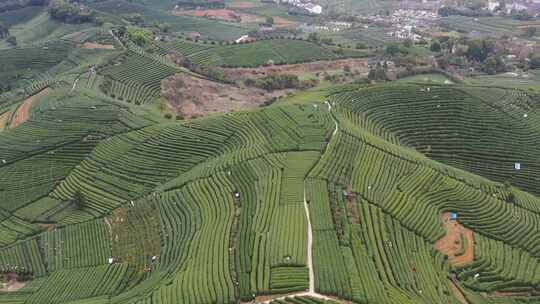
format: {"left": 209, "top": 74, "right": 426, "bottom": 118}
{"left": 259, "top": 101, "right": 340, "bottom": 303}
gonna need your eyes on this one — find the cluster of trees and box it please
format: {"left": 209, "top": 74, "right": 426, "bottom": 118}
{"left": 48, "top": 0, "right": 96, "bottom": 23}
{"left": 255, "top": 74, "right": 300, "bottom": 90}
{"left": 127, "top": 27, "right": 152, "bottom": 46}
{"left": 530, "top": 55, "right": 540, "bottom": 69}
{"left": 0, "top": 23, "right": 17, "bottom": 46}
{"left": 438, "top": 6, "right": 493, "bottom": 17}
{"left": 0, "top": 0, "right": 47, "bottom": 13}
{"left": 368, "top": 62, "right": 388, "bottom": 81}
{"left": 438, "top": 1, "right": 537, "bottom": 20}
{"left": 0, "top": 22, "right": 9, "bottom": 39}
{"left": 244, "top": 74, "right": 301, "bottom": 90}
{"left": 384, "top": 41, "right": 414, "bottom": 56}
{"left": 429, "top": 36, "right": 509, "bottom": 74}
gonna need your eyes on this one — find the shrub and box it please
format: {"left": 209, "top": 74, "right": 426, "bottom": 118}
{"left": 254, "top": 74, "right": 300, "bottom": 91}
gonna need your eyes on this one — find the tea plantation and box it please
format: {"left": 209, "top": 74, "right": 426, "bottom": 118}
{"left": 0, "top": 82, "right": 539, "bottom": 304}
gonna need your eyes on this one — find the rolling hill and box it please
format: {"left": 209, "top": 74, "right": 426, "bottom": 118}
{"left": 0, "top": 83, "right": 539, "bottom": 304}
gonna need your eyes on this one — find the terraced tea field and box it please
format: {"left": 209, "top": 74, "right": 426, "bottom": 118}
{"left": 156, "top": 38, "right": 341, "bottom": 67}
{"left": 0, "top": 83, "right": 539, "bottom": 304}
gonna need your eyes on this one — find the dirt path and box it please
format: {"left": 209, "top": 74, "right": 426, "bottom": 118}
{"left": 304, "top": 101, "right": 337, "bottom": 295}
{"left": 10, "top": 88, "right": 50, "bottom": 128}
{"left": 79, "top": 42, "right": 115, "bottom": 49}
{"left": 448, "top": 279, "right": 469, "bottom": 304}
{"left": 297, "top": 103, "right": 339, "bottom": 300}
{"left": 71, "top": 75, "right": 82, "bottom": 92}
{"left": 303, "top": 187, "right": 316, "bottom": 294}
{"left": 257, "top": 103, "right": 341, "bottom": 304}
{"left": 435, "top": 213, "right": 474, "bottom": 266}
{"left": 109, "top": 29, "right": 125, "bottom": 50}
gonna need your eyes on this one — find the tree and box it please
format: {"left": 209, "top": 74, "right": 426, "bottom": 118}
{"left": 0, "top": 22, "right": 9, "bottom": 39}
{"left": 530, "top": 55, "right": 540, "bottom": 69}
{"left": 265, "top": 16, "right": 274, "bottom": 25}
{"left": 72, "top": 190, "right": 86, "bottom": 209}
{"left": 127, "top": 27, "right": 152, "bottom": 46}
{"left": 255, "top": 74, "right": 300, "bottom": 90}
{"left": 307, "top": 32, "right": 320, "bottom": 43}
{"left": 6, "top": 36, "right": 16, "bottom": 47}
{"left": 355, "top": 42, "right": 367, "bottom": 49}
{"left": 48, "top": 0, "right": 95, "bottom": 23}
{"left": 466, "top": 39, "right": 494, "bottom": 62}
{"left": 483, "top": 55, "right": 505, "bottom": 75}
{"left": 403, "top": 38, "right": 413, "bottom": 48}
{"left": 525, "top": 27, "right": 537, "bottom": 38}
{"left": 368, "top": 63, "right": 387, "bottom": 81}
{"left": 511, "top": 9, "right": 533, "bottom": 21}
{"left": 430, "top": 41, "right": 441, "bottom": 52}
{"left": 385, "top": 43, "right": 400, "bottom": 56}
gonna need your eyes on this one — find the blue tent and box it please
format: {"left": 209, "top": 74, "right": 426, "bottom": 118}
{"left": 450, "top": 212, "right": 458, "bottom": 220}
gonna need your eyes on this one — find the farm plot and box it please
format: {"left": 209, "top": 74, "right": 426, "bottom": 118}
{"left": 148, "top": 173, "right": 236, "bottom": 304}
{"left": 25, "top": 264, "right": 128, "bottom": 304}
{"left": 1, "top": 80, "right": 540, "bottom": 304}
{"left": 330, "top": 85, "right": 540, "bottom": 197}
{"left": 455, "top": 234, "right": 540, "bottom": 294}
{"left": 99, "top": 52, "right": 178, "bottom": 104}
{"left": 155, "top": 38, "right": 339, "bottom": 67}
{"left": 40, "top": 219, "right": 112, "bottom": 271}
{"left": 89, "top": 0, "right": 251, "bottom": 41}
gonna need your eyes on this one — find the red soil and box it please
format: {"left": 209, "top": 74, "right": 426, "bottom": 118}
{"left": 173, "top": 9, "right": 239, "bottom": 21}
{"left": 10, "top": 88, "right": 50, "bottom": 129}
{"left": 435, "top": 212, "right": 474, "bottom": 266}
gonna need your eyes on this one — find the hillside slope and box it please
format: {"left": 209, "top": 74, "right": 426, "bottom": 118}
{"left": 0, "top": 84, "right": 539, "bottom": 304}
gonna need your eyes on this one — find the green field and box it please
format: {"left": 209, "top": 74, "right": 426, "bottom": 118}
{"left": 440, "top": 16, "right": 540, "bottom": 38}
{"left": 156, "top": 38, "right": 360, "bottom": 67}
{"left": 466, "top": 70, "right": 540, "bottom": 91}
{"left": 1, "top": 79, "right": 539, "bottom": 304}
{"left": 0, "top": 5, "right": 540, "bottom": 304}
{"left": 89, "top": 0, "right": 253, "bottom": 41}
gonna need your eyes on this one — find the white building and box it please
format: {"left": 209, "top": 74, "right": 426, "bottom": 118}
{"left": 304, "top": 3, "right": 322, "bottom": 14}
{"left": 487, "top": 0, "right": 500, "bottom": 11}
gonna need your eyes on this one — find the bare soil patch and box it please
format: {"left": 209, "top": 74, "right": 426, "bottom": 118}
{"left": 172, "top": 9, "right": 239, "bottom": 21}
{"left": 0, "top": 280, "right": 27, "bottom": 292}
{"left": 0, "top": 273, "right": 28, "bottom": 292}
{"left": 221, "top": 58, "right": 369, "bottom": 81}
{"left": 79, "top": 42, "right": 115, "bottom": 49}
{"left": 237, "top": 12, "right": 265, "bottom": 24}
{"left": 35, "top": 223, "right": 56, "bottom": 230}
{"left": 10, "top": 88, "right": 50, "bottom": 129}
{"left": 162, "top": 74, "right": 290, "bottom": 118}
{"left": 493, "top": 291, "right": 532, "bottom": 297}
{"left": 0, "top": 111, "right": 10, "bottom": 131}
{"left": 435, "top": 212, "right": 474, "bottom": 266}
